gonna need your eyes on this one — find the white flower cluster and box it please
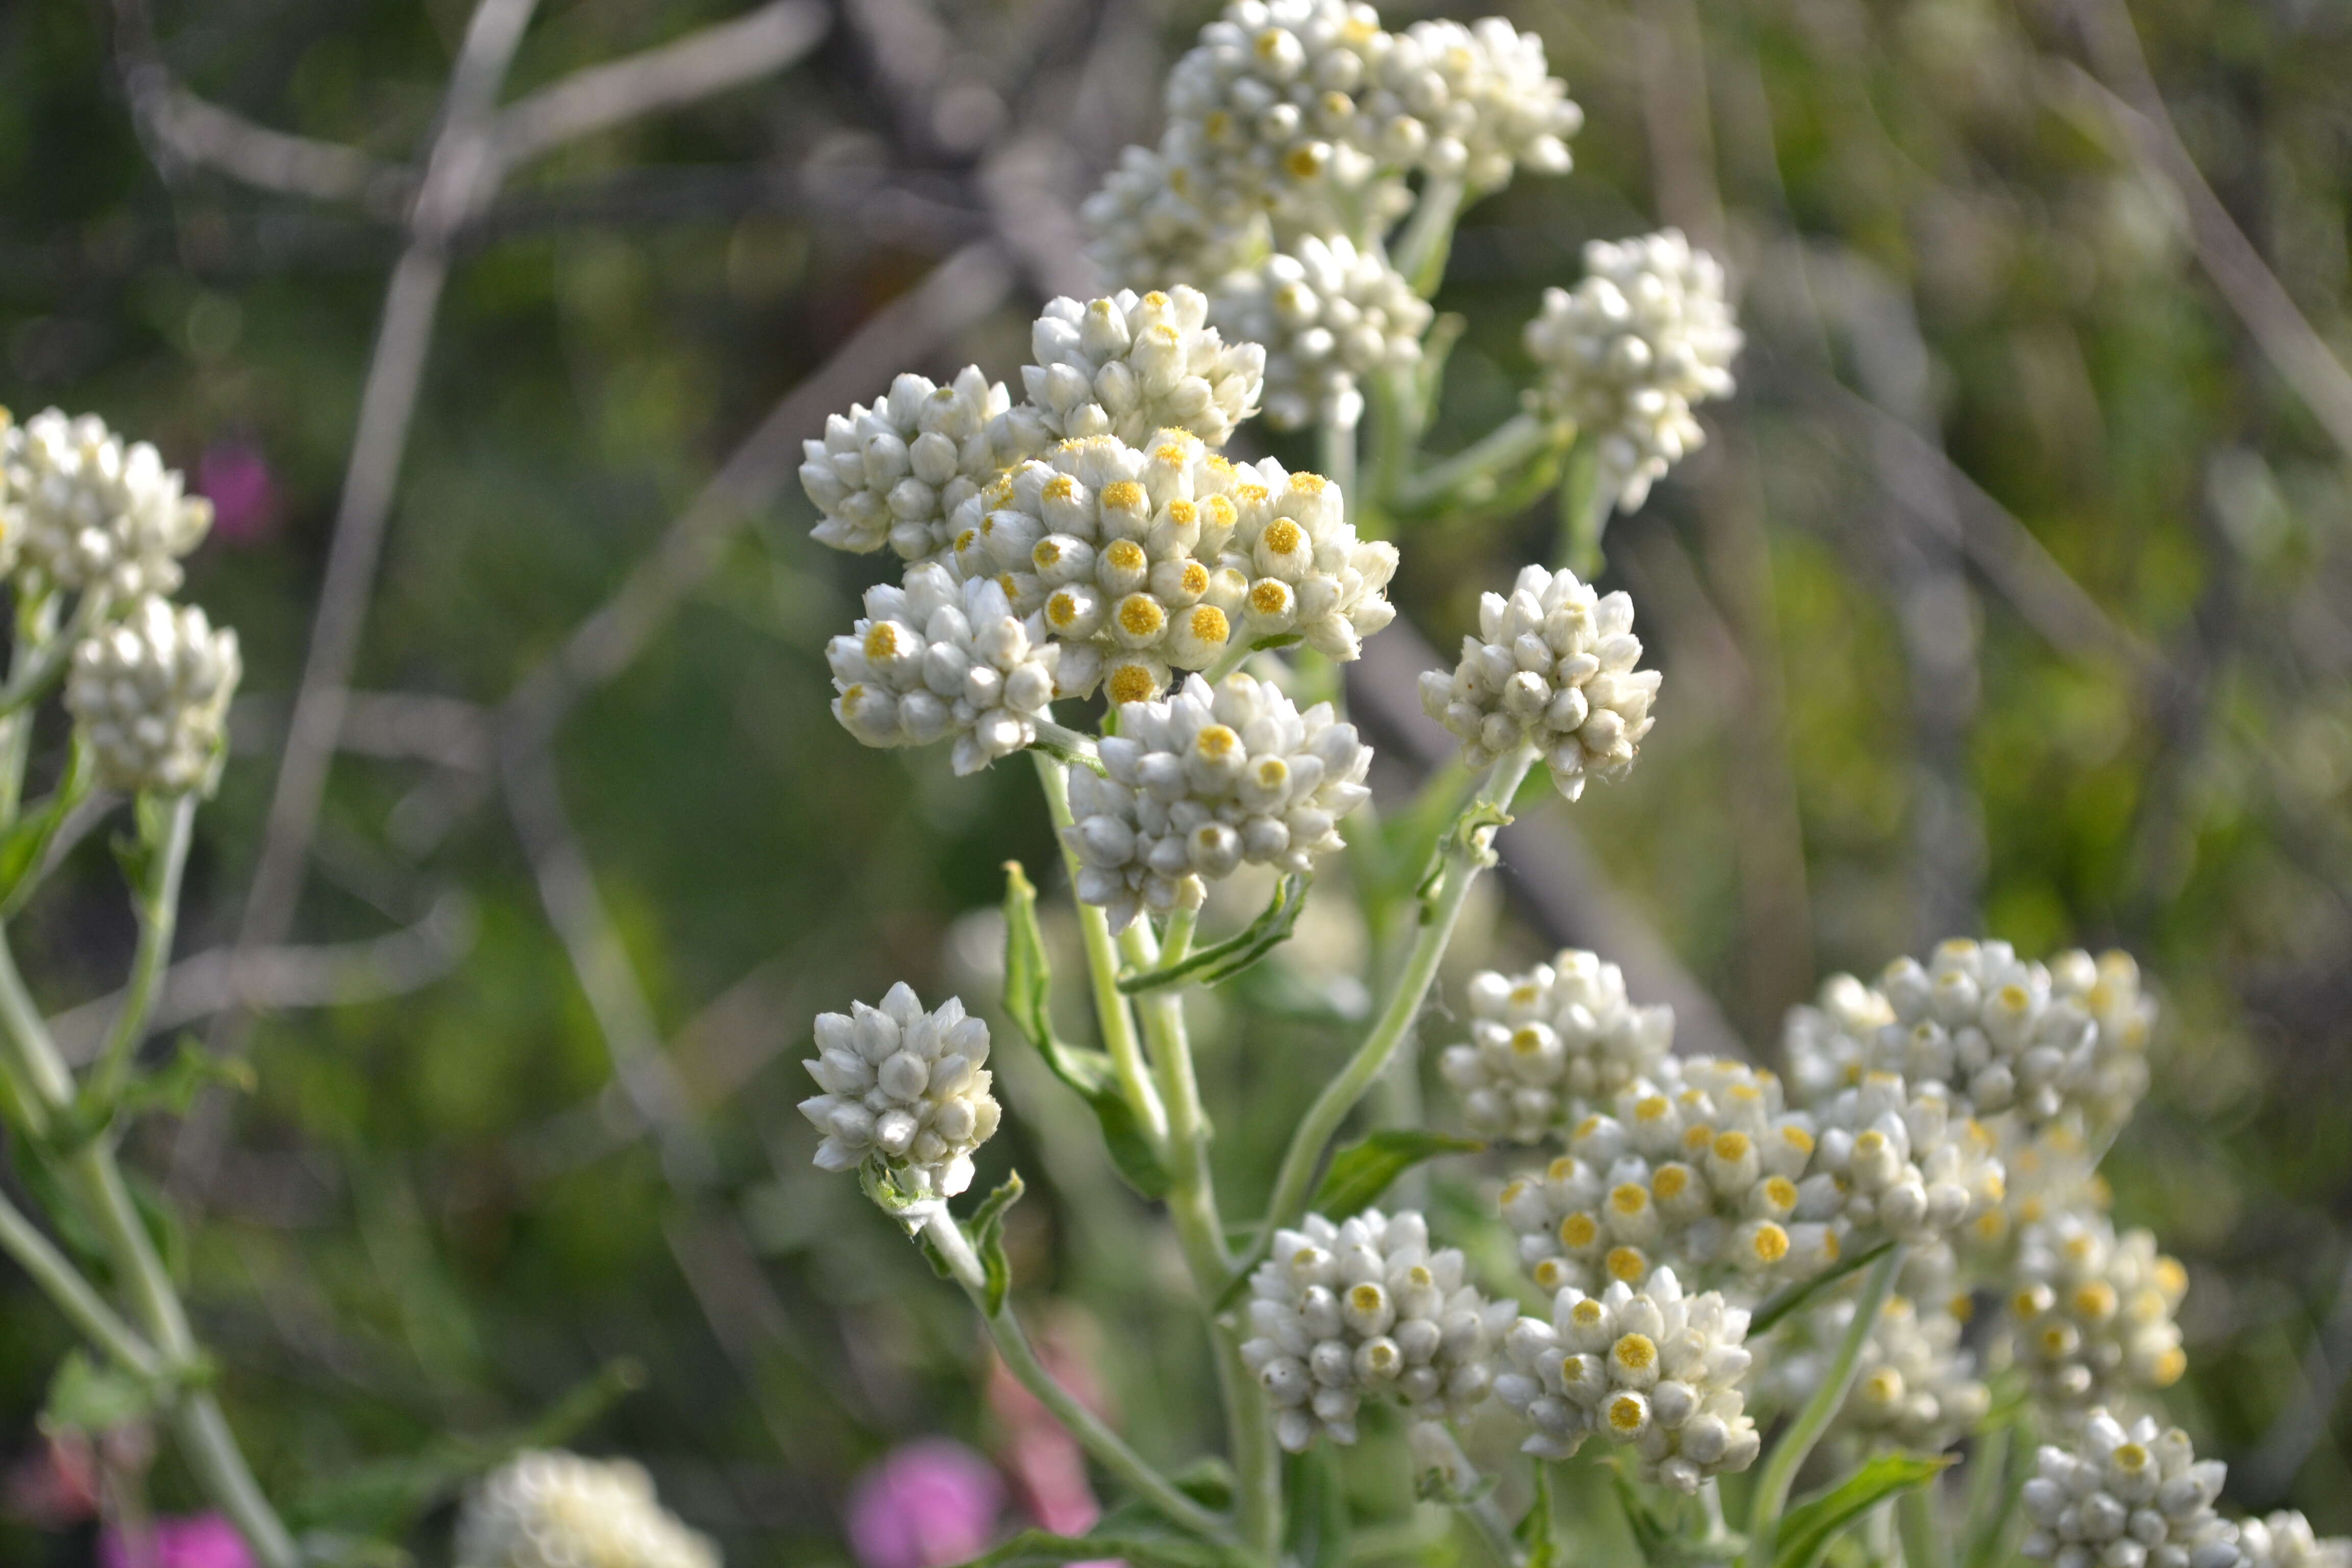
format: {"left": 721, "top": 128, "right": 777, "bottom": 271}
{"left": 800, "top": 367, "right": 1013, "bottom": 564}
{"left": 1768, "top": 1292, "right": 1990, "bottom": 1454}
{"left": 1211, "top": 235, "right": 1431, "bottom": 429}
{"left": 799, "top": 985, "right": 1002, "bottom": 1200}
{"left": 1241, "top": 1208, "right": 1515, "bottom": 1452}
{"left": 1079, "top": 146, "right": 1245, "bottom": 293}
{"left": 2239, "top": 1514, "right": 2352, "bottom": 1568}
{"left": 1808, "top": 1071, "right": 2006, "bottom": 1247}
{"left": 455, "top": 1450, "right": 719, "bottom": 1568}
{"left": 1063, "top": 672, "right": 1370, "bottom": 932}
{"left": 827, "top": 564, "right": 1061, "bottom": 775}
{"left": 1524, "top": 230, "right": 1742, "bottom": 513}
{"left": 1374, "top": 19, "right": 1580, "bottom": 191}
{"left": 2021, "top": 1411, "right": 2240, "bottom": 1568}
{"left": 1963, "top": 1121, "right": 2110, "bottom": 1267}
{"left": 2005, "top": 1212, "right": 2188, "bottom": 1412}
{"left": 64, "top": 595, "right": 241, "bottom": 796}
{"left": 1494, "top": 1268, "right": 1760, "bottom": 1492}
{"left": 1419, "top": 563, "right": 1660, "bottom": 800}
{"left": 997, "top": 289, "right": 1264, "bottom": 451}
{"left": 1788, "top": 940, "right": 2157, "bottom": 1133}
{"left": 1500, "top": 1061, "right": 1840, "bottom": 1303}
{"left": 0, "top": 408, "right": 213, "bottom": 600}
{"left": 1436, "top": 948, "right": 1675, "bottom": 1143}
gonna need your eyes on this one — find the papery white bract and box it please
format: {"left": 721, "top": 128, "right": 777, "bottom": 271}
{"left": 1523, "top": 229, "right": 1741, "bottom": 513}
{"left": 2020, "top": 1410, "right": 2241, "bottom": 1568}
{"left": 1, "top": 408, "right": 211, "bottom": 599}
{"left": 1373, "top": 17, "right": 1581, "bottom": 191}
{"left": 1766, "top": 1291, "right": 1990, "bottom": 1454}
{"left": 827, "top": 564, "right": 1062, "bottom": 775}
{"left": 455, "top": 1450, "right": 720, "bottom": 1568}
{"left": 1438, "top": 948, "right": 1675, "bottom": 1143}
{"left": 1418, "top": 563, "right": 1659, "bottom": 799}
{"left": 1809, "top": 1070, "right": 2007, "bottom": 1248}
{"left": 2238, "top": 1513, "right": 2352, "bottom": 1568}
{"left": 1212, "top": 235, "right": 1430, "bottom": 429}
{"left": 997, "top": 289, "right": 1265, "bottom": 451}
{"left": 799, "top": 984, "right": 1002, "bottom": 1200}
{"left": 801, "top": 367, "right": 1014, "bottom": 563}
{"left": 1240, "top": 1208, "right": 1514, "bottom": 1451}
{"left": 2005, "top": 1209, "right": 2189, "bottom": 1413}
{"left": 65, "top": 594, "right": 241, "bottom": 795}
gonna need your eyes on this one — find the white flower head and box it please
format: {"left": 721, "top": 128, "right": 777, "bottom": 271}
{"left": 456, "top": 1450, "right": 719, "bottom": 1568}
{"left": 1220, "top": 457, "right": 1396, "bottom": 659}
{"left": 1161, "top": 0, "right": 1396, "bottom": 240}
{"left": 1081, "top": 144, "right": 1254, "bottom": 293}
{"left": 1502, "top": 1060, "right": 1842, "bottom": 1305}
{"left": 1211, "top": 234, "right": 1431, "bottom": 430}
{"left": 1765, "top": 1292, "right": 1990, "bottom": 1454}
{"left": 1811, "top": 1071, "right": 2007, "bottom": 1250}
{"left": 1524, "top": 230, "right": 1742, "bottom": 512}
{"left": 1065, "top": 671, "right": 1370, "bottom": 933}
{"left": 1418, "top": 563, "right": 1660, "bottom": 799}
{"left": 2020, "top": 1410, "right": 2240, "bottom": 1568}
{"left": 1494, "top": 1266, "right": 1760, "bottom": 1492}
{"left": 1371, "top": 18, "right": 1581, "bottom": 191}
{"left": 1962, "top": 1119, "right": 2111, "bottom": 1267}
{"left": 65, "top": 595, "right": 240, "bottom": 796}
{"left": 1241, "top": 1207, "right": 1516, "bottom": 1451}
{"left": 2239, "top": 1514, "right": 2352, "bottom": 1568}
{"left": 1438, "top": 949, "right": 1675, "bottom": 1143}
{"left": 827, "top": 563, "right": 1062, "bottom": 775}
{"left": 799, "top": 983, "right": 1002, "bottom": 1200}
{"left": 0, "top": 408, "right": 211, "bottom": 599}
{"left": 1790, "top": 941, "right": 2157, "bottom": 1133}
{"left": 801, "top": 367, "right": 1014, "bottom": 563}
{"left": 952, "top": 431, "right": 1252, "bottom": 704}
{"left": 2005, "top": 1210, "right": 2188, "bottom": 1415}
{"left": 998, "top": 288, "right": 1265, "bottom": 451}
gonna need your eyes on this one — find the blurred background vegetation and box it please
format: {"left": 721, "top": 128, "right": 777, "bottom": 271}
{"left": 3, "top": 0, "right": 2351, "bottom": 1560}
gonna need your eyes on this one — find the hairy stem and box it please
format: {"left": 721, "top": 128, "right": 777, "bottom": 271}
{"left": 0, "top": 589, "right": 109, "bottom": 717}
{"left": 87, "top": 793, "right": 197, "bottom": 1109}
{"left": 922, "top": 1210, "right": 1232, "bottom": 1542}
{"left": 1555, "top": 436, "right": 1611, "bottom": 580}
{"left": 1393, "top": 176, "right": 1465, "bottom": 298}
{"left": 0, "top": 1184, "right": 162, "bottom": 1377}
{"left": 0, "top": 593, "right": 60, "bottom": 824}
{"left": 1253, "top": 744, "right": 1536, "bottom": 1256}
{"left": 1394, "top": 413, "right": 1560, "bottom": 515}
{"left": 1319, "top": 403, "right": 1361, "bottom": 526}
{"left": 1742, "top": 1245, "right": 1904, "bottom": 1568}
{"left": 1033, "top": 752, "right": 1168, "bottom": 1150}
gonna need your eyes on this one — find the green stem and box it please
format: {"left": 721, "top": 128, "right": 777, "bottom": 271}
{"left": 1203, "top": 638, "right": 1263, "bottom": 685}
{"left": 1742, "top": 1246, "right": 1904, "bottom": 1568}
{"left": 0, "top": 589, "right": 108, "bottom": 718}
{"left": 923, "top": 1210, "right": 1232, "bottom": 1542}
{"left": 1418, "top": 1424, "right": 1519, "bottom": 1568}
{"left": 1898, "top": 1482, "right": 1950, "bottom": 1568}
{"left": 1394, "top": 413, "right": 1561, "bottom": 514}
{"left": 1555, "top": 436, "right": 1612, "bottom": 580}
{"left": 1319, "top": 403, "right": 1360, "bottom": 526}
{"left": 1033, "top": 752, "right": 1169, "bottom": 1152}
{"left": 1393, "top": 177, "right": 1465, "bottom": 298}
{"left": 0, "top": 592, "right": 61, "bottom": 824}
{"left": 1961, "top": 1422, "right": 2031, "bottom": 1568}
{"left": 87, "top": 794, "right": 197, "bottom": 1110}
{"left": 0, "top": 1184, "right": 163, "bottom": 1377}
{"left": 1251, "top": 745, "right": 1536, "bottom": 1258}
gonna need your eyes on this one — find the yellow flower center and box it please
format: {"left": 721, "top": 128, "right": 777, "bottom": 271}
{"left": 1189, "top": 605, "right": 1230, "bottom": 643}
{"left": 864, "top": 624, "right": 899, "bottom": 659}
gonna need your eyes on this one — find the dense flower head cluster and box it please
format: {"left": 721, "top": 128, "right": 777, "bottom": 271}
{"left": 801, "top": 368, "right": 1013, "bottom": 564}
{"left": 1241, "top": 1208, "right": 1515, "bottom": 1451}
{"left": 1523, "top": 230, "right": 1741, "bottom": 513}
{"left": 456, "top": 1451, "right": 719, "bottom": 1568}
{"left": 1808, "top": 1071, "right": 2006, "bottom": 1247}
{"left": 1419, "top": 563, "right": 1660, "bottom": 799}
{"left": 996, "top": 289, "right": 1265, "bottom": 451}
{"left": 2021, "top": 1411, "right": 2240, "bottom": 1568}
{"left": 2238, "top": 1514, "right": 2352, "bottom": 1568}
{"left": 827, "top": 564, "right": 1062, "bottom": 775}
{"left": 1211, "top": 235, "right": 1431, "bottom": 429}
{"left": 1964, "top": 1121, "right": 2111, "bottom": 1266}
{"left": 65, "top": 595, "right": 240, "bottom": 795}
{"left": 1081, "top": 145, "right": 1251, "bottom": 292}
{"left": 0, "top": 407, "right": 212, "bottom": 600}
{"left": 1494, "top": 1267, "right": 1760, "bottom": 1491}
{"left": 800, "top": 985, "right": 1002, "bottom": 1201}
{"left": 1063, "top": 672, "right": 1370, "bottom": 932}
{"left": 1372, "top": 19, "right": 1580, "bottom": 191}
{"left": 1788, "top": 940, "right": 2157, "bottom": 1133}
{"left": 1437, "top": 948, "right": 1675, "bottom": 1142}
{"left": 2005, "top": 1211, "right": 2188, "bottom": 1413}
{"left": 1214, "top": 455, "right": 1398, "bottom": 659}
{"left": 1500, "top": 1060, "right": 1840, "bottom": 1302}
{"left": 1766, "top": 1292, "right": 1990, "bottom": 1454}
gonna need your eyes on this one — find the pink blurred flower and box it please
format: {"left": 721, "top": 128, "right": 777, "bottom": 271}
{"left": 99, "top": 1513, "right": 252, "bottom": 1568}
{"left": 3, "top": 1433, "right": 99, "bottom": 1529}
{"left": 846, "top": 1440, "right": 1004, "bottom": 1568}
{"left": 195, "top": 440, "right": 279, "bottom": 546}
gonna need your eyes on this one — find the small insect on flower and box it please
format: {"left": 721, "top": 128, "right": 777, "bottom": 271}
{"left": 800, "top": 984, "right": 1002, "bottom": 1202}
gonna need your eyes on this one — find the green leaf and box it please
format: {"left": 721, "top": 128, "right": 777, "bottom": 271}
{"left": 288, "top": 1360, "right": 644, "bottom": 1536}
{"left": 971, "top": 1171, "right": 1025, "bottom": 1314}
{"left": 954, "top": 1528, "right": 1233, "bottom": 1568}
{"left": 41, "top": 1350, "right": 162, "bottom": 1435}
{"left": 1118, "top": 874, "right": 1311, "bottom": 994}
{"left": 1515, "top": 1456, "right": 1554, "bottom": 1568}
{"left": 0, "top": 742, "right": 92, "bottom": 918}
{"left": 1775, "top": 1453, "right": 1955, "bottom": 1568}
{"left": 94, "top": 1037, "right": 255, "bottom": 1129}
{"left": 1313, "top": 1130, "right": 1485, "bottom": 1220}
{"left": 999, "top": 863, "right": 1170, "bottom": 1198}
{"left": 1748, "top": 1239, "right": 1898, "bottom": 1338}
